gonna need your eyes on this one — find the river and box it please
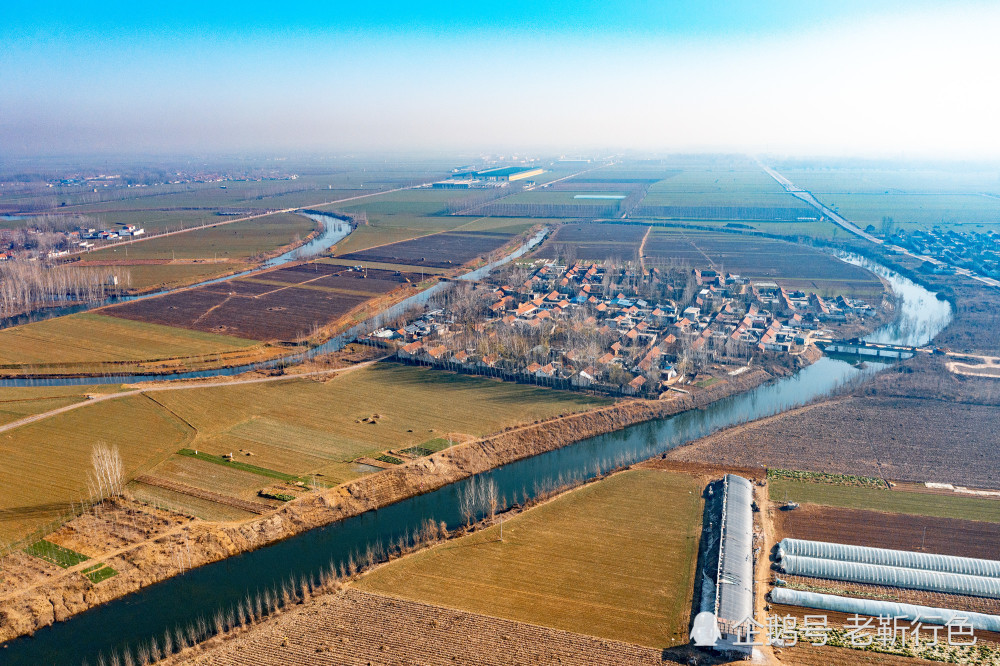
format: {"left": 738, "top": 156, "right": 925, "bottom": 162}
{"left": 0, "top": 255, "right": 951, "bottom": 664}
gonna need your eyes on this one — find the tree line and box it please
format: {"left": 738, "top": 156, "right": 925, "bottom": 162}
{"left": 0, "top": 259, "right": 131, "bottom": 318}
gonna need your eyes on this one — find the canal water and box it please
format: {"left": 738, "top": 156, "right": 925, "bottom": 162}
{"left": 0, "top": 255, "right": 951, "bottom": 664}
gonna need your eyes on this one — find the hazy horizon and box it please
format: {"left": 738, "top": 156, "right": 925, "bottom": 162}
{"left": 4, "top": 1, "right": 1000, "bottom": 159}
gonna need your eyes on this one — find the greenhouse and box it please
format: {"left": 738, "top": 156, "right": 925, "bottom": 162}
{"left": 778, "top": 538, "right": 1000, "bottom": 578}
{"left": 779, "top": 554, "right": 1000, "bottom": 598}
{"left": 715, "top": 474, "right": 755, "bottom": 645}
{"left": 769, "top": 587, "right": 1000, "bottom": 633}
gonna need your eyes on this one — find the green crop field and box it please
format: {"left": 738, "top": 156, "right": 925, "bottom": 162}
{"left": 357, "top": 468, "right": 704, "bottom": 648}
{"left": 769, "top": 478, "right": 1000, "bottom": 523}
{"left": 0, "top": 362, "right": 608, "bottom": 544}
{"left": 84, "top": 212, "right": 316, "bottom": 261}
{"left": 24, "top": 539, "right": 90, "bottom": 567}
{"left": 0, "top": 312, "right": 260, "bottom": 369}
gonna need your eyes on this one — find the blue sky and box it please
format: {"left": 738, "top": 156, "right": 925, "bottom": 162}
{"left": 2, "top": 1, "right": 999, "bottom": 157}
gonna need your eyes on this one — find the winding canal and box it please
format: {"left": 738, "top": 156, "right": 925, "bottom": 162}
{"left": 0, "top": 255, "right": 951, "bottom": 664}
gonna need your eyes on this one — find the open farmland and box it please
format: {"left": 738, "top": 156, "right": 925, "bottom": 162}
{"left": 773, "top": 166, "right": 1000, "bottom": 232}
{"left": 175, "top": 589, "right": 663, "bottom": 666}
{"left": 0, "top": 394, "right": 192, "bottom": 543}
{"left": 338, "top": 230, "right": 515, "bottom": 269}
{"left": 769, "top": 478, "right": 1000, "bottom": 523}
{"left": 535, "top": 222, "right": 650, "bottom": 261}
{"left": 150, "top": 363, "right": 608, "bottom": 485}
{"left": 642, "top": 229, "right": 885, "bottom": 297}
{"left": 356, "top": 468, "right": 704, "bottom": 648}
{"left": 0, "top": 362, "right": 606, "bottom": 544}
{"left": 103, "top": 263, "right": 422, "bottom": 341}
{"left": 76, "top": 260, "right": 253, "bottom": 291}
{"left": 634, "top": 162, "right": 817, "bottom": 221}
{"left": 0, "top": 384, "right": 126, "bottom": 426}
{"left": 84, "top": 212, "right": 317, "bottom": 261}
{"left": 0, "top": 312, "right": 264, "bottom": 374}
{"left": 668, "top": 395, "right": 1000, "bottom": 490}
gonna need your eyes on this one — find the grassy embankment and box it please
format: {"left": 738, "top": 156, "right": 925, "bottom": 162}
{"left": 357, "top": 468, "right": 703, "bottom": 648}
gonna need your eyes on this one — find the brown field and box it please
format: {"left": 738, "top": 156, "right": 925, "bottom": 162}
{"left": 668, "top": 395, "right": 1000, "bottom": 490}
{"left": 535, "top": 222, "right": 650, "bottom": 261}
{"left": 103, "top": 263, "right": 421, "bottom": 341}
{"left": 175, "top": 589, "right": 663, "bottom": 666}
{"left": 642, "top": 230, "right": 883, "bottom": 296}
{"left": 356, "top": 468, "right": 704, "bottom": 648}
{"left": 338, "top": 230, "right": 514, "bottom": 268}
{"left": 773, "top": 503, "right": 1000, "bottom": 560}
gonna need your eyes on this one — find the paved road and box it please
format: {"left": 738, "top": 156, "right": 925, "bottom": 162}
{"left": 757, "top": 160, "right": 1000, "bottom": 289}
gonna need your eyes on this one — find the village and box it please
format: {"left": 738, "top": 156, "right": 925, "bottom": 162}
{"left": 892, "top": 226, "right": 1000, "bottom": 278}
{"left": 372, "top": 259, "right": 878, "bottom": 398}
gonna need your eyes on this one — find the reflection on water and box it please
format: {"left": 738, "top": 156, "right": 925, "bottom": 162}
{"left": 0, "top": 252, "right": 952, "bottom": 665}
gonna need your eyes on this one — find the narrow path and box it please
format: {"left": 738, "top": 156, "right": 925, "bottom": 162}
{"left": 637, "top": 225, "right": 652, "bottom": 271}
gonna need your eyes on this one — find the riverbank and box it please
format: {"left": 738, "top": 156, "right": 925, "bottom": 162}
{"left": 0, "top": 365, "right": 775, "bottom": 644}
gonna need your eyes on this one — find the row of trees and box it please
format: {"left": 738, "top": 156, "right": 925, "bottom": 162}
{"left": 0, "top": 259, "right": 131, "bottom": 318}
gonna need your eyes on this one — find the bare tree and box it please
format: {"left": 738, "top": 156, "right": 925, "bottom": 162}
{"left": 88, "top": 442, "right": 125, "bottom": 501}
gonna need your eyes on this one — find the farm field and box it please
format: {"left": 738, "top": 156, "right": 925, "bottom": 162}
{"left": 84, "top": 212, "right": 316, "bottom": 261}
{"left": 95, "top": 260, "right": 252, "bottom": 291}
{"left": 628, "top": 217, "right": 842, "bottom": 240}
{"left": 500, "top": 189, "right": 629, "bottom": 205}
{"left": 103, "top": 263, "right": 423, "bottom": 341}
{"left": 356, "top": 468, "right": 704, "bottom": 648}
{"left": 0, "top": 394, "right": 192, "bottom": 543}
{"left": 769, "top": 478, "right": 1000, "bottom": 523}
{"left": 0, "top": 384, "right": 127, "bottom": 426}
{"left": 338, "top": 230, "right": 516, "bottom": 269}
{"left": 774, "top": 166, "right": 1000, "bottom": 232}
{"left": 819, "top": 193, "right": 1000, "bottom": 232}
{"left": 668, "top": 395, "right": 1000, "bottom": 490}
{"left": 175, "top": 589, "right": 663, "bottom": 666}
{"left": 0, "top": 312, "right": 263, "bottom": 372}
{"left": 0, "top": 362, "right": 606, "bottom": 544}
{"left": 535, "top": 222, "right": 650, "bottom": 261}
{"left": 150, "top": 362, "right": 609, "bottom": 484}
{"left": 641, "top": 229, "right": 885, "bottom": 297}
